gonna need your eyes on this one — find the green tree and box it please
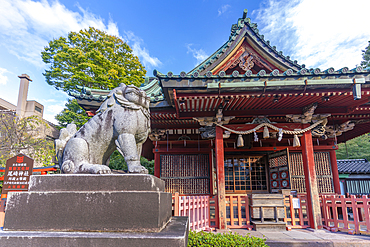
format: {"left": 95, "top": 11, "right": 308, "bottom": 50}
{"left": 0, "top": 113, "right": 55, "bottom": 166}
{"left": 42, "top": 27, "right": 146, "bottom": 93}
{"left": 0, "top": 112, "right": 55, "bottom": 192}
{"left": 55, "top": 98, "right": 90, "bottom": 129}
{"left": 336, "top": 134, "right": 370, "bottom": 160}
{"left": 361, "top": 41, "right": 370, "bottom": 68}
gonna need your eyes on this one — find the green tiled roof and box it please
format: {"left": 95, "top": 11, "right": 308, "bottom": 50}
{"left": 68, "top": 77, "right": 165, "bottom": 103}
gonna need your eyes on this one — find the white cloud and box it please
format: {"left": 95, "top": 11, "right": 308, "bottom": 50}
{"left": 0, "top": 68, "right": 10, "bottom": 85}
{"left": 0, "top": 0, "right": 158, "bottom": 69}
{"left": 186, "top": 44, "right": 209, "bottom": 66}
{"left": 218, "top": 4, "right": 231, "bottom": 16}
{"left": 42, "top": 100, "right": 67, "bottom": 124}
{"left": 43, "top": 113, "right": 58, "bottom": 125}
{"left": 124, "top": 31, "right": 162, "bottom": 69}
{"left": 255, "top": 0, "right": 370, "bottom": 70}
{"left": 46, "top": 103, "right": 66, "bottom": 114}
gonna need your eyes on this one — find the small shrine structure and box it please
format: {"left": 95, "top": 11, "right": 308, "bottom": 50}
{"left": 71, "top": 9, "right": 370, "bottom": 230}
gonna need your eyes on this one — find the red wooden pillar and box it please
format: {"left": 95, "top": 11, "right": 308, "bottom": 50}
{"left": 154, "top": 152, "right": 160, "bottom": 178}
{"left": 329, "top": 149, "right": 341, "bottom": 194}
{"left": 215, "top": 126, "right": 226, "bottom": 229}
{"left": 301, "top": 130, "right": 322, "bottom": 229}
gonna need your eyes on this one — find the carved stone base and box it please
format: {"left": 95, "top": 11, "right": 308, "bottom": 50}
{"left": 2, "top": 174, "right": 188, "bottom": 246}
{"left": 0, "top": 216, "right": 189, "bottom": 247}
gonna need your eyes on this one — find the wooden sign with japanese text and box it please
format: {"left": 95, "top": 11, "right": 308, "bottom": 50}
{"left": 2, "top": 154, "right": 34, "bottom": 194}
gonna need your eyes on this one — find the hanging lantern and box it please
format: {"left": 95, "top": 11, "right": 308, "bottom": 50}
{"left": 293, "top": 134, "right": 301, "bottom": 147}
{"left": 237, "top": 134, "right": 244, "bottom": 147}
{"left": 263, "top": 126, "right": 269, "bottom": 139}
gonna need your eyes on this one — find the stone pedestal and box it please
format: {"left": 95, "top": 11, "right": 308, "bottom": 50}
{"left": 1, "top": 174, "right": 188, "bottom": 246}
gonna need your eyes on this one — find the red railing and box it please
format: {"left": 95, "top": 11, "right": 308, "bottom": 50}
{"left": 225, "top": 194, "right": 252, "bottom": 229}
{"left": 283, "top": 194, "right": 310, "bottom": 228}
{"left": 172, "top": 193, "right": 210, "bottom": 232}
{"left": 321, "top": 194, "right": 370, "bottom": 235}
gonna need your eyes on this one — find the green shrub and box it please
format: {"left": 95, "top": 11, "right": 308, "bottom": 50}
{"left": 108, "top": 150, "right": 154, "bottom": 175}
{"left": 188, "top": 230, "right": 267, "bottom": 247}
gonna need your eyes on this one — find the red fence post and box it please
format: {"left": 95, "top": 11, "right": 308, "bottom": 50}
{"left": 321, "top": 195, "right": 329, "bottom": 228}
{"left": 341, "top": 195, "right": 349, "bottom": 231}
{"left": 362, "top": 195, "right": 370, "bottom": 234}
{"left": 331, "top": 195, "right": 339, "bottom": 230}
{"left": 246, "top": 195, "right": 250, "bottom": 226}
{"left": 174, "top": 192, "right": 179, "bottom": 216}
{"left": 289, "top": 195, "right": 295, "bottom": 226}
{"left": 350, "top": 195, "right": 360, "bottom": 234}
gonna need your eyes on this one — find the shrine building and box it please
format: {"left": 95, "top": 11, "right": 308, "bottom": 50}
{"left": 71, "top": 9, "right": 370, "bottom": 230}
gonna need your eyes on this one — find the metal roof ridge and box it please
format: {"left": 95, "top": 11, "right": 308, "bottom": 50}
{"left": 154, "top": 65, "right": 369, "bottom": 80}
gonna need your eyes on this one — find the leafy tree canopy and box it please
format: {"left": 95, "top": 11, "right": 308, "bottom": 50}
{"left": 55, "top": 98, "right": 90, "bottom": 129}
{"left": 0, "top": 112, "right": 55, "bottom": 183}
{"left": 42, "top": 27, "right": 146, "bottom": 92}
{"left": 361, "top": 41, "right": 370, "bottom": 68}
{"left": 336, "top": 134, "right": 370, "bottom": 160}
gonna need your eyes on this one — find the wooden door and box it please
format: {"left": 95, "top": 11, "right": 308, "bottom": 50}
{"left": 268, "top": 149, "right": 291, "bottom": 193}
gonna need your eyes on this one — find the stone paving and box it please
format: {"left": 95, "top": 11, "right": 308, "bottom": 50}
{"left": 215, "top": 228, "right": 370, "bottom": 247}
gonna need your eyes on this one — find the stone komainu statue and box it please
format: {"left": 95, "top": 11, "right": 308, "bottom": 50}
{"left": 55, "top": 83, "right": 151, "bottom": 174}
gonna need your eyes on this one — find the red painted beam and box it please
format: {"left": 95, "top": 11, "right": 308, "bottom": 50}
{"left": 153, "top": 148, "right": 210, "bottom": 153}
{"left": 224, "top": 145, "right": 337, "bottom": 153}
{"left": 174, "top": 87, "right": 368, "bottom": 98}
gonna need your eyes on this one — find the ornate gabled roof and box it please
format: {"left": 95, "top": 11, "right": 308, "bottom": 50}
{"left": 159, "top": 9, "right": 370, "bottom": 80}
{"left": 188, "top": 9, "right": 303, "bottom": 76}
{"left": 337, "top": 159, "right": 370, "bottom": 174}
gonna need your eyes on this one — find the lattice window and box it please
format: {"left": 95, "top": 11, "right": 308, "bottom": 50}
{"left": 289, "top": 153, "right": 306, "bottom": 193}
{"left": 314, "top": 152, "right": 334, "bottom": 193}
{"left": 160, "top": 154, "right": 210, "bottom": 194}
{"left": 288, "top": 152, "right": 334, "bottom": 194}
{"left": 225, "top": 156, "right": 267, "bottom": 193}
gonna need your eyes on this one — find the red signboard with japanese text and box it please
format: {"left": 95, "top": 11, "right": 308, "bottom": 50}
{"left": 2, "top": 154, "right": 34, "bottom": 194}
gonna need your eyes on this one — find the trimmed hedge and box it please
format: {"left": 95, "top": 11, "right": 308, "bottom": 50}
{"left": 188, "top": 230, "right": 268, "bottom": 247}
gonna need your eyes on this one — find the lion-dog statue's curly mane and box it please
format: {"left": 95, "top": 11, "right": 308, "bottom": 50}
{"left": 55, "top": 83, "right": 151, "bottom": 174}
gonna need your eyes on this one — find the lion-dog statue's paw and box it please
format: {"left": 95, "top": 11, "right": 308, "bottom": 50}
{"left": 96, "top": 165, "right": 112, "bottom": 174}
{"left": 79, "top": 164, "right": 112, "bottom": 174}
{"left": 128, "top": 165, "right": 148, "bottom": 174}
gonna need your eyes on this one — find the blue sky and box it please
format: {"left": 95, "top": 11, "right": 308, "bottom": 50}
{"left": 0, "top": 0, "right": 369, "bottom": 124}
